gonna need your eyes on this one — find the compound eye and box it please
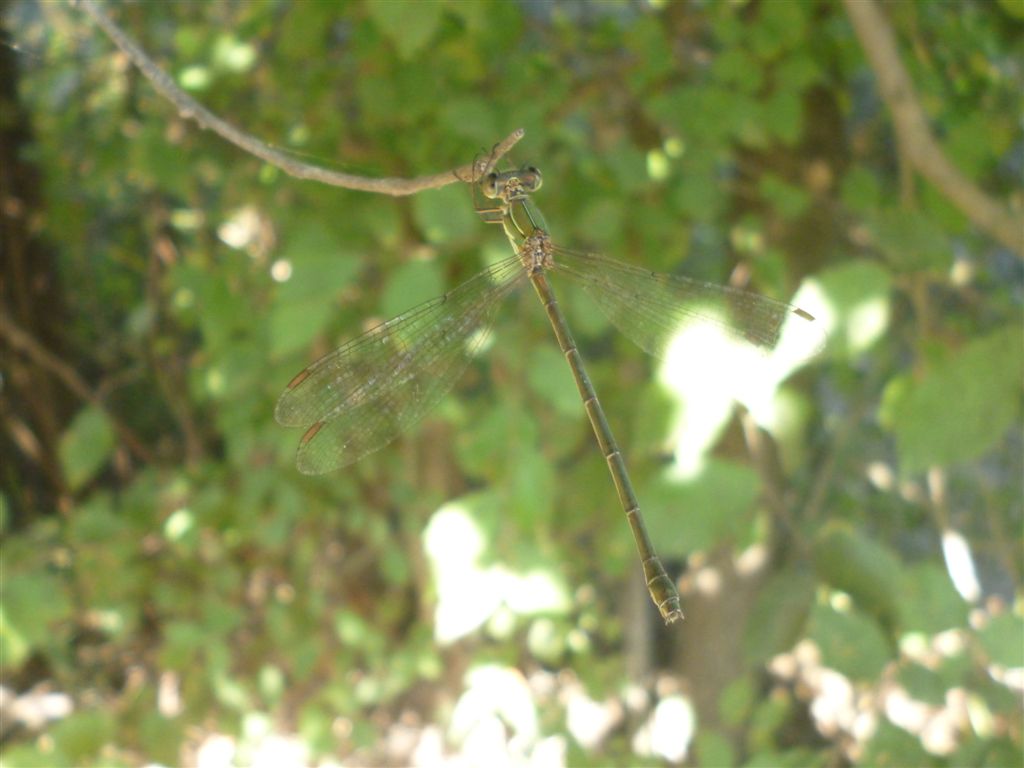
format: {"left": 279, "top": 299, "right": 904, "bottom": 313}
{"left": 481, "top": 172, "right": 500, "bottom": 198}
{"left": 524, "top": 166, "right": 543, "bottom": 191}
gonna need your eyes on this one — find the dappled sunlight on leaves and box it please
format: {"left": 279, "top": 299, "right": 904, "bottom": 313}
{"left": 633, "top": 693, "right": 697, "bottom": 764}
{"left": 424, "top": 498, "right": 571, "bottom": 644}
{"left": 4, "top": 0, "right": 1021, "bottom": 764}
{"left": 656, "top": 280, "right": 823, "bottom": 477}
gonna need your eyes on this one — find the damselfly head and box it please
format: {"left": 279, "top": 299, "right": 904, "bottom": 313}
{"left": 479, "top": 166, "right": 544, "bottom": 202}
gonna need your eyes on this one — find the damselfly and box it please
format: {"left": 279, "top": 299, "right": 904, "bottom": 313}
{"left": 276, "top": 165, "right": 821, "bottom": 623}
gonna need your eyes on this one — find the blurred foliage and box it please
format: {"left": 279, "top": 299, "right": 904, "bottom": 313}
{"left": 1, "top": 0, "right": 1021, "bottom": 766}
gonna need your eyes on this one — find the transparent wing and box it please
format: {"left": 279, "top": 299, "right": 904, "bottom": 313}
{"left": 551, "top": 247, "right": 823, "bottom": 360}
{"left": 276, "top": 254, "right": 527, "bottom": 474}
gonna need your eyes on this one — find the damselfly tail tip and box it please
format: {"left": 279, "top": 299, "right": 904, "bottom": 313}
{"left": 663, "top": 608, "right": 684, "bottom": 625}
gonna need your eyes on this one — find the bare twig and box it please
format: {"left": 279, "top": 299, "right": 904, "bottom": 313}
{"left": 0, "top": 308, "right": 155, "bottom": 467}
{"left": 76, "top": 0, "right": 524, "bottom": 195}
{"left": 843, "top": 0, "right": 1023, "bottom": 260}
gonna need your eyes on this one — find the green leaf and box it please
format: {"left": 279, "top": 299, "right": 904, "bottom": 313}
{"left": 743, "top": 568, "right": 816, "bottom": 664}
{"left": 622, "top": 16, "right": 675, "bottom": 89}
{"left": 859, "top": 720, "right": 930, "bottom": 768}
{"left": 840, "top": 166, "right": 882, "bottom": 212}
{"left": 58, "top": 406, "right": 115, "bottom": 491}
{"left": 366, "top": 0, "right": 443, "bottom": 60}
{"left": 711, "top": 49, "right": 762, "bottom": 93}
{"left": 440, "top": 98, "right": 500, "bottom": 145}
{"left": 694, "top": 729, "right": 735, "bottom": 768}
{"left": 978, "top": 612, "right": 1024, "bottom": 668}
{"left": 998, "top": 0, "right": 1024, "bottom": 18}
{"left": 881, "top": 326, "right": 1023, "bottom": 474}
{"left": 577, "top": 197, "right": 625, "bottom": 244}
{"left": 763, "top": 90, "right": 803, "bottom": 146}
{"left": 719, "top": 675, "right": 756, "bottom": 727}
{"left": 159, "top": 621, "right": 207, "bottom": 670}
{"left": 456, "top": 402, "right": 540, "bottom": 483}
{"left": 271, "top": 224, "right": 362, "bottom": 356}
{"left": 275, "top": 1, "right": 336, "bottom": 60}
{"left": 750, "top": 0, "right": 808, "bottom": 57}
{"left": 192, "top": 275, "right": 250, "bottom": 354}
{"left": 0, "top": 605, "right": 31, "bottom": 670}
{"left": 504, "top": 448, "right": 555, "bottom": 529}
{"left": 138, "top": 711, "right": 185, "bottom": 767}
{"left": 946, "top": 112, "right": 1009, "bottom": 177}
{"left": 69, "top": 495, "right": 123, "bottom": 541}
{"left": 898, "top": 662, "right": 947, "bottom": 706}
{"left": 748, "top": 692, "right": 797, "bottom": 754}
{"left": 645, "top": 460, "right": 760, "bottom": 556}
{"left": 898, "top": 562, "right": 967, "bottom": 634}
{"left": 412, "top": 184, "right": 480, "bottom": 244}
{"left": 0, "top": 745, "right": 68, "bottom": 768}
{"left": 131, "top": 122, "right": 195, "bottom": 196}
{"left": 744, "top": 748, "right": 822, "bottom": 768}
{"left": 953, "top": 735, "right": 1022, "bottom": 768}
{"left": 812, "top": 522, "right": 902, "bottom": 629}
{"left": 629, "top": 380, "right": 678, "bottom": 457}
{"left": 670, "top": 159, "right": 728, "bottom": 221}
{"left": 270, "top": 300, "right": 336, "bottom": 359}
{"left": 275, "top": 224, "right": 360, "bottom": 304}
{"left": 299, "top": 702, "right": 336, "bottom": 757}
{"left": 49, "top": 710, "right": 115, "bottom": 764}
{"left": 873, "top": 208, "right": 952, "bottom": 272}
{"left": 526, "top": 345, "right": 583, "bottom": 417}
{"left": 775, "top": 54, "right": 822, "bottom": 92}
{"left": 759, "top": 173, "right": 810, "bottom": 219}
{"left": 809, "top": 602, "right": 892, "bottom": 681}
{"left": 380, "top": 259, "right": 445, "bottom": 319}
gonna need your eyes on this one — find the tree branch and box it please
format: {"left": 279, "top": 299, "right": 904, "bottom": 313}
{"left": 843, "top": 0, "right": 1023, "bottom": 260}
{"left": 76, "top": 0, "right": 524, "bottom": 196}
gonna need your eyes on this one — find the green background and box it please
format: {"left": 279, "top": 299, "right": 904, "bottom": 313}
{"left": 1, "top": 1, "right": 1021, "bottom": 766}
